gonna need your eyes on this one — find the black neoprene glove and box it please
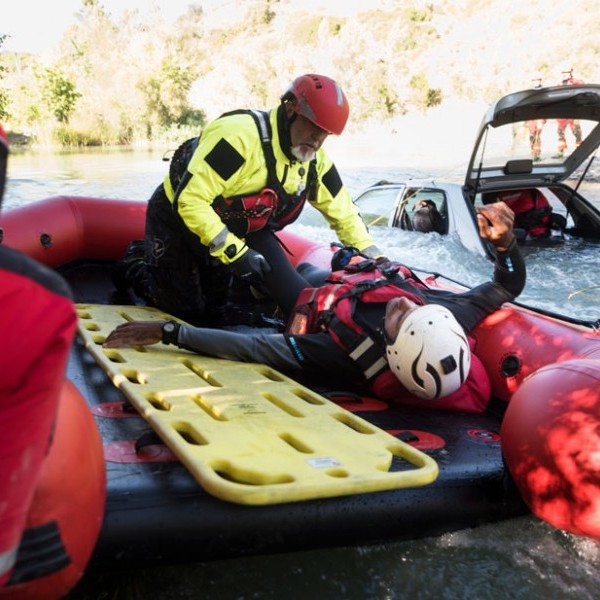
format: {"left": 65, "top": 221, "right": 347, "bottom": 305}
{"left": 230, "top": 248, "right": 271, "bottom": 288}
{"left": 331, "top": 245, "right": 360, "bottom": 271}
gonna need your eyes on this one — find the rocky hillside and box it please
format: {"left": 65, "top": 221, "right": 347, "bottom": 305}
{"left": 183, "top": 0, "right": 600, "bottom": 121}
{"left": 1, "top": 0, "right": 599, "bottom": 160}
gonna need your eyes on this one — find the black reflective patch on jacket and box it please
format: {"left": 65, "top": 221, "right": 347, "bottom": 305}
{"left": 322, "top": 164, "right": 343, "bottom": 198}
{"left": 204, "top": 138, "right": 245, "bottom": 181}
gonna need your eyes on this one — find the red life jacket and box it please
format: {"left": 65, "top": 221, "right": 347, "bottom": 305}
{"left": 287, "top": 261, "right": 491, "bottom": 413}
{"left": 288, "top": 261, "right": 425, "bottom": 373}
{"left": 498, "top": 189, "right": 552, "bottom": 238}
{"left": 213, "top": 110, "right": 318, "bottom": 235}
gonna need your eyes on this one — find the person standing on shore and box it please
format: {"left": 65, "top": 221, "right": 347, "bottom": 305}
{"left": 555, "top": 68, "right": 585, "bottom": 157}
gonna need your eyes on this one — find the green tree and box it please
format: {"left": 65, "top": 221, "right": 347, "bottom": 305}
{"left": 0, "top": 34, "right": 9, "bottom": 121}
{"left": 41, "top": 69, "right": 81, "bottom": 124}
{"left": 139, "top": 58, "right": 203, "bottom": 134}
{"left": 409, "top": 74, "right": 442, "bottom": 111}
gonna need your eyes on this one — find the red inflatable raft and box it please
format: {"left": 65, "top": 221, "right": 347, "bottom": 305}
{"left": 0, "top": 196, "right": 598, "bottom": 591}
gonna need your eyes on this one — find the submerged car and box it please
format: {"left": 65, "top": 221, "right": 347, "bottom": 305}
{"left": 354, "top": 84, "right": 600, "bottom": 258}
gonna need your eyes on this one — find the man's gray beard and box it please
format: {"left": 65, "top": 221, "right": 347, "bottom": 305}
{"left": 291, "top": 145, "right": 316, "bottom": 162}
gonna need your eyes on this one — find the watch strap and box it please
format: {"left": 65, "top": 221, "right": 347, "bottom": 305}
{"left": 161, "top": 320, "right": 181, "bottom": 346}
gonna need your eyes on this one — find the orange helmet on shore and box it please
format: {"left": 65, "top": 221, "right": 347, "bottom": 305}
{"left": 281, "top": 74, "right": 349, "bottom": 135}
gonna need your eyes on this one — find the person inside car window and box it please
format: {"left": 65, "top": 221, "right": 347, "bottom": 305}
{"left": 493, "top": 189, "right": 555, "bottom": 239}
{"left": 412, "top": 199, "right": 445, "bottom": 234}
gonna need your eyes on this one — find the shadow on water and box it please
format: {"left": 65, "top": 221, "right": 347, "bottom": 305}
{"left": 68, "top": 517, "right": 600, "bottom": 599}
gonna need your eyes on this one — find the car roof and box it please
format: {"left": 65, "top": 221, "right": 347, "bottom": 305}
{"left": 465, "top": 84, "right": 600, "bottom": 194}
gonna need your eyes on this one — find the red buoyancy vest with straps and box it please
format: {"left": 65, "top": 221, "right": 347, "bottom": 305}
{"left": 212, "top": 110, "right": 318, "bottom": 235}
{"left": 287, "top": 260, "right": 490, "bottom": 413}
{"left": 499, "top": 189, "right": 552, "bottom": 238}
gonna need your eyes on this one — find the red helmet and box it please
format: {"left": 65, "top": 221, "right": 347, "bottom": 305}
{"left": 0, "top": 124, "right": 7, "bottom": 208}
{"left": 282, "top": 74, "right": 349, "bottom": 135}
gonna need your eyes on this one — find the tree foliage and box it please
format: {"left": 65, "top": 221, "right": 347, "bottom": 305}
{"left": 0, "top": 35, "right": 9, "bottom": 121}
{"left": 41, "top": 69, "right": 81, "bottom": 124}
{"left": 0, "top": 0, "right": 599, "bottom": 146}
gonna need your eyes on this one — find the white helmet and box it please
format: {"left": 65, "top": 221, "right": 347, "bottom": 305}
{"left": 385, "top": 304, "right": 471, "bottom": 400}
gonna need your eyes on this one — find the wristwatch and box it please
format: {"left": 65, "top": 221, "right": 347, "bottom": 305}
{"left": 161, "top": 320, "right": 181, "bottom": 346}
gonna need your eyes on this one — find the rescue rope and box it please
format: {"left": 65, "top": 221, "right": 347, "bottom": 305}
{"left": 567, "top": 285, "right": 600, "bottom": 300}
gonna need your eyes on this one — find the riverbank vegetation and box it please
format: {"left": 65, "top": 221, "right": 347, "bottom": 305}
{"left": 1, "top": 0, "right": 599, "bottom": 147}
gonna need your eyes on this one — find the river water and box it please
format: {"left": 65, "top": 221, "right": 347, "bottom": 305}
{"left": 4, "top": 148, "right": 600, "bottom": 599}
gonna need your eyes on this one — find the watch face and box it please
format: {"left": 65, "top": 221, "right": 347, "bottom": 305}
{"left": 164, "top": 322, "right": 175, "bottom": 333}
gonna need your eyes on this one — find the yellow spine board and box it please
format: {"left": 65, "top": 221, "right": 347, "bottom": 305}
{"left": 77, "top": 304, "right": 438, "bottom": 505}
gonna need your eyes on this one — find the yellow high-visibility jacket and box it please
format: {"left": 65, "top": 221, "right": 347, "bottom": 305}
{"left": 162, "top": 107, "right": 374, "bottom": 264}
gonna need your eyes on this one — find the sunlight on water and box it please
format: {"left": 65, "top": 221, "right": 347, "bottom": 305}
{"left": 4, "top": 147, "right": 167, "bottom": 207}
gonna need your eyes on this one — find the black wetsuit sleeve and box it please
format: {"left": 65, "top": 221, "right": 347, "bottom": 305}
{"left": 177, "top": 326, "right": 303, "bottom": 373}
{"left": 491, "top": 237, "right": 526, "bottom": 297}
{"left": 177, "top": 325, "right": 360, "bottom": 386}
{"left": 432, "top": 237, "right": 526, "bottom": 332}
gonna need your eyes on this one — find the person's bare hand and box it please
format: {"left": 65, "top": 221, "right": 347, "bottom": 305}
{"left": 103, "top": 320, "right": 164, "bottom": 348}
{"left": 476, "top": 202, "right": 515, "bottom": 252}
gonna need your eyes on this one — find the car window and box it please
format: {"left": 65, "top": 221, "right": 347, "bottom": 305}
{"left": 354, "top": 186, "right": 402, "bottom": 227}
{"left": 405, "top": 189, "right": 447, "bottom": 217}
{"left": 398, "top": 189, "right": 448, "bottom": 234}
{"left": 476, "top": 118, "right": 597, "bottom": 167}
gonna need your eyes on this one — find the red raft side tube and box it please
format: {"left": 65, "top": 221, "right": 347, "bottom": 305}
{"left": 276, "top": 229, "right": 334, "bottom": 270}
{"left": 0, "top": 380, "right": 106, "bottom": 600}
{"left": 470, "top": 304, "right": 600, "bottom": 402}
{"left": 501, "top": 358, "right": 600, "bottom": 541}
{"left": 0, "top": 196, "right": 146, "bottom": 267}
{"left": 0, "top": 198, "right": 319, "bottom": 270}
{"left": 472, "top": 304, "right": 600, "bottom": 541}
